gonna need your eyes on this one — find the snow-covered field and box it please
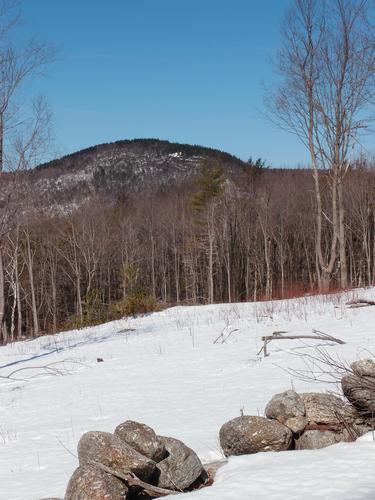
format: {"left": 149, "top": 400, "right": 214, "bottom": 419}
{"left": 1, "top": 289, "right": 375, "bottom": 500}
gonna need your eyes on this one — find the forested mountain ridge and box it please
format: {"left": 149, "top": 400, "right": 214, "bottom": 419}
{"left": 1, "top": 136, "right": 374, "bottom": 344}
{"left": 21, "top": 139, "right": 247, "bottom": 211}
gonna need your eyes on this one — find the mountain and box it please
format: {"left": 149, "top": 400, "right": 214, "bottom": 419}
{"left": 21, "top": 139, "right": 247, "bottom": 212}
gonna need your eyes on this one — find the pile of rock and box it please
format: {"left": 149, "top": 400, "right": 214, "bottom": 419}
{"left": 220, "top": 358, "right": 375, "bottom": 458}
{"left": 65, "top": 421, "right": 208, "bottom": 499}
{"left": 55, "top": 358, "right": 374, "bottom": 499}
{"left": 341, "top": 358, "right": 375, "bottom": 417}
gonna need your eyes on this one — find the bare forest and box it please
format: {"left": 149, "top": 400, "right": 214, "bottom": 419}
{"left": 2, "top": 156, "right": 375, "bottom": 344}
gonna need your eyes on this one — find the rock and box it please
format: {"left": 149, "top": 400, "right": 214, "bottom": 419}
{"left": 284, "top": 416, "right": 308, "bottom": 434}
{"left": 114, "top": 420, "right": 166, "bottom": 462}
{"left": 341, "top": 374, "right": 375, "bottom": 416}
{"left": 300, "top": 393, "right": 356, "bottom": 425}
{"left": 156, "top": 436, "right": 205, "bottom": 491}
{"left": 295, "top": 430, "right": 338, "bottom": 450}
{"left": 203, "top": 460, "right": 227, "bottom": 485}
{"left": 264, "top": 389, "right": 307, "bottom": 433}
{"left": 265, "top": 390, "right": 305, "bottom": 423}
{"left": 351, "top": 358, "right": 375, "bottom": 378}
{"left": 65, "top": 464, "right": 128, "bottom": 500}
{"left": 77, "top": 431, "right": 155, "bottom": 482}
{"left": 295, "top": 423, "right": 371, "bottom": 450}
{"left": 219, "top": 416, "right": 293, "bottom": 457}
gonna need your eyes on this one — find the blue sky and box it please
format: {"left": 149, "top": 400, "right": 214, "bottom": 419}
{"left": 18, "top": 0, "right": 309, "bottom": 166}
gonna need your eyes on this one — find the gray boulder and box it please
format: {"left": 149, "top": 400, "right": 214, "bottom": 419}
{"left": 295, "top": 430, "right": 339, "bottom": 450}
{"left": 351, "top": 358, "right": 375, "bottom": 378}
{"left": 219, "top": 416, "right": 293, "bottom": 457}
{"left": 114, "top": 420, "right": 166, "bottom": 462}
{"left": 265, "top": 390, "right": 305, "bottom": 421}
{"left": 77, "top": 431, "right": 155, "bottom": 482}
{"left": 284, "top": 415, "right": 308, "bottom": 433}
{"left": 65, "top": 464, "right": 128, "bottom": 500}
{"left": 156, "top": 436, "right": 205, "bottom": 491}
{"left": 265, "top": 390, "right": 306, "bottom": 433}
{"left": 295, "top": 424, "right": 370, "bottom": 450}
{"left": 300, "top": 392, "right": 356, "bottom": 425}
{"left": 341, "top": 373, "right": 375, "bottom": 416}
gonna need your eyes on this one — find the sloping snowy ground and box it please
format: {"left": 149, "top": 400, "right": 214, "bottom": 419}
{"left": 0, "top": 289, "right": 374, "bottom": 500}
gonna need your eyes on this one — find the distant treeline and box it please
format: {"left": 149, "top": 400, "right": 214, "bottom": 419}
{"left": 1, "top": 160, "right": 375, "bottom": 342}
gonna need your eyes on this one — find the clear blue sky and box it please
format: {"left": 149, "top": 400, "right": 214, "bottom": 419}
{"left": 18, "top": 0, "right": 308, "bottom": 167}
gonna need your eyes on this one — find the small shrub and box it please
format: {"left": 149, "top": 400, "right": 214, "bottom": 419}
{"left": 112, "top": 289, "right": 157, "bottom": 317}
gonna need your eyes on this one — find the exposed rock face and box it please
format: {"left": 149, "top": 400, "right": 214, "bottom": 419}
{"left": 77, "top": 431, "right": 155, "bottom": 482}
{"left": 64, "top": 464, "right": 128, "bottom": 500}
{"left": 341, "top": 374, "right": 375, "bottom": 416}
{"left": 114, "top": 421, "right": 166, "bottom": 462}
{"left": 156, "top": 436, "right": 205, "bottom": 491}
{"left": 265, "top": 390, "right": 307, "bottom": 433}
{"left": 300, "top": 393, "right": 356, "bottom": 425}
{"left": 219, "top": 416, "right": 293, "bottom": 457}
{"left": 295, "top": 430, "right": 339, "bottom": 450}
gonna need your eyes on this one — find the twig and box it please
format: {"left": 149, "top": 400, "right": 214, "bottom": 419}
{"left": 1, "top": 357, "right": 89, "bottom": 380}
{"left": 92, "top": 462, "right": 178, "bottom": 497}
{"left": 213, "top": 328, "right": 239, "bottom": 344}
{"left": 56, "top": 436, "right": 78, "bottom": 458}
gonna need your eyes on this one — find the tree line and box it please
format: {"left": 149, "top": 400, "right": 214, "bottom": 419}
{"left": 2, "top": 159, "right": 375, "bottom": 343}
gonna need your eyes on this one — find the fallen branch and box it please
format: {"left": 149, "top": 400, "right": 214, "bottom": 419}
{"left": 93, "top": 462, "right": 178, "bottom": 497}
{"left": 0, "top": 358, "right": 89, "bottom": 381}
{"left": 259, "top": 330, "right": 345, "bottom": 357}
{"left": 346, "top": 299, "right": 375, "bottom": 309}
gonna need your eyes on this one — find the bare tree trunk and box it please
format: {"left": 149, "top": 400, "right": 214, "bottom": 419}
{"left": 150, "top": 232, "right": 156, "bottom": 297}
{"left": 338, "top": 179, "right": 347, "bottom": 288}
{"left": 25, "top": 228, "right": 39, "bottom": 336}
{"left": 207, "top": 207, "right": 215, "bottom": 304}
{"left": 0, "top": 244, "right": 7, "bottom": 344}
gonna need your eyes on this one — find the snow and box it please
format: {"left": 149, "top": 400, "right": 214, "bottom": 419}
{"left": 0, "top": 289, "right": 374, "bottom": 499}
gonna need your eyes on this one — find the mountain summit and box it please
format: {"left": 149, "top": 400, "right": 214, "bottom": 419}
{"left": 27, "top": 139, "right": 246, "bottom": 210}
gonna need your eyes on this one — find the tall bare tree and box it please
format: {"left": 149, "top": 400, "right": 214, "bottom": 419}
{"left": 0, "top": 0, "right": 55, "bottom": 342}
{"left": 267, "top": 0, "right": 375, "bottom": 290}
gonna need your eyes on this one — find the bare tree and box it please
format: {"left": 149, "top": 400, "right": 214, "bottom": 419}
{"left": 267, "top": 0, "right": 375, "bottom": 290}
{"left": 0, "top": 1, "right": 55, "bottom": 342}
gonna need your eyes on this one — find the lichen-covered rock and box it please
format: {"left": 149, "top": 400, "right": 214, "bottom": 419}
{"left": 156, "top": 436, "right": 205, "bottom": 491}
{"left": 351, "top": 358, "right": 375, "bottom": 378}
{"left": 114, "top": 420, "right": 166, "bottom": 462}
{"left": 77, "top": 431, "right": 155, "bottom": 482}
{"left": 295, "top": 430, "right": 338, "bottom": 450}
{"left": 300, "top": 393, "right": 356, "bottom": 425}
{"left": 219, "top": 416, "right": 293, "bottom": 457}
{"left": 341, "top": 374, "right": 375, "bottom": 416}
{"left": 64, "top": 464, "right": 128, "bottom": 500}
{"left": 265, "top": 390, "right": 305, "bottom": 423}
